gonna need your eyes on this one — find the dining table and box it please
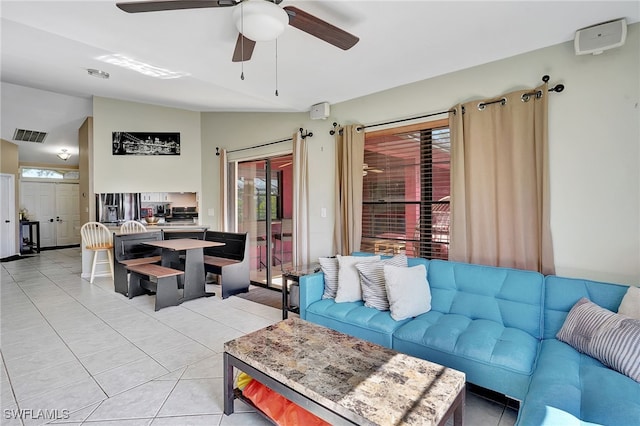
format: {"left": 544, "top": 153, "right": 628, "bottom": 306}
{"left": 143, "top": 238, "right": 224, "bottom": 301}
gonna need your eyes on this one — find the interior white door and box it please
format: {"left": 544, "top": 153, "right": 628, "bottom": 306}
{"left": 56, "top": 183, "right": 80, "bottom": 246}
{"left": 0, "top": 174, "right": 17, "bottom": 258}
{"left": 21, "top": 182, "right": 57, "bottom": 248}
{"left": 21, "top": 182, "right": 81, "bottom": 248}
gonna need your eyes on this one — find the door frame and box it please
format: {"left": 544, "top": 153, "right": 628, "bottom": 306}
{"left": 0, "top": 173, "right": 17, "bottom": 258}
{"left": 228, "top": 153, "right": 293, "bottom": 289}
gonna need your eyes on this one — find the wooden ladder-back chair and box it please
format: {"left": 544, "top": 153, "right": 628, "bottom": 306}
{"left": 81, "top": 222, "right": 114, "bottom": 283}
{"left": 120, "top": 220, "right": 147, "bottom": 234}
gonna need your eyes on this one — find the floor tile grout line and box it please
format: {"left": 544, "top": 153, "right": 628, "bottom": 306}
{"left": 5, "top": 253, "right": 172, "bottom": 424}
{"left": 148, "top": 363, "right": 188, "bottom": 423}
{"left": 5, "top": 253, "right": 231, "bottom": 416}
{"left": 0, "top": 351, "right": 25, "bottom": 426}
{"left": 181, "top": 294, "right": 282, "bottom": 332}
{"left": 49, "top": 272, "right": 236, "bottom": 360}
{"left": 8, "top": 274, "right": 111, "bottom": 415}
{"left": 2, "top": 275, "right": 74, "bottom": 415}
{"left": 22, "top": 264, "right": 205, "bottom": 375}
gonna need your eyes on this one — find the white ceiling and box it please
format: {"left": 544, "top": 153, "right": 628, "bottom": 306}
{"left": 2, "top": 0, "right": 639, "bottom": 165}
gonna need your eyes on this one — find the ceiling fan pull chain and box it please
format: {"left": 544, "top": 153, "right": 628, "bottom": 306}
{"left": 275, "top": 39, "right": 279, "bottom": 96}
{"left": 240, "top": 2, "right": 245, "bottom": 80}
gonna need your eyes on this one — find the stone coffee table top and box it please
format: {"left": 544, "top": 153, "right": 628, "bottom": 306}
{"left": 224, "top": 318, "right": 466, "bottom": 425}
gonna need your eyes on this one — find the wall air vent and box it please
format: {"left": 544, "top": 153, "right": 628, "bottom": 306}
{"left": 13, "top": 128, "right": 48, "bottom": 143}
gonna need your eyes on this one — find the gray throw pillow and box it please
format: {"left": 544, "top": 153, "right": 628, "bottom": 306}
{"left": 557, "top": 297, "right": 640, "bottom": 382}
{"left": 319, "top": 256, "right": 339, "bottom": 299}
{"left": 355, "top": 254, "right": 408, "bottom": 310}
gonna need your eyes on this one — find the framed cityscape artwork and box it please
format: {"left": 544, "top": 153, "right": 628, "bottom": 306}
{"left": 112, "top": 132, "right": 180, "bottom": 155}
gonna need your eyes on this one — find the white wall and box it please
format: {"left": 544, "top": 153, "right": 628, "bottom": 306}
{"left": 201, "top": 24, "right": 639, "bottom": 285}
{"left": 92, "top": 97, "right": 202, "bottom": 194}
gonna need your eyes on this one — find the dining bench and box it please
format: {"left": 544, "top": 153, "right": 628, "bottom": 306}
{"left": 203, "top": 231, "right": 250, "bottom": 299}
{"left": 112, "top": 230, "right": 163, "bottom": 296}
{"left": 125, "top": 263, "right": 184, "bottom": 311}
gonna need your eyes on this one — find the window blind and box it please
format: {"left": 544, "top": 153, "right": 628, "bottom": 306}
{"left": 361, "top": 122, "right": 450, "bottom": 259}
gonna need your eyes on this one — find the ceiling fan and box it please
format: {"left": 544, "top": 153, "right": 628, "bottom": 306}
{"left": 115, "top": 0, "right": 359, "bottom": 62}
{"left": 363, "top": 163, "right": 384, "bottom": 176}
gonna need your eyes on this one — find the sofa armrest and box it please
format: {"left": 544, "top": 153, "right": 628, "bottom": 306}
{"left": 299, "top": 272, "right": 325, "bottom": 320}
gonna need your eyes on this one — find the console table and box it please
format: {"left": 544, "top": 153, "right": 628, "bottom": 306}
{"left": 19, "top": 220, "right": 40, "bottom": 254}
{"left": 224, "top": 318, "right": 466, "bottom": 425}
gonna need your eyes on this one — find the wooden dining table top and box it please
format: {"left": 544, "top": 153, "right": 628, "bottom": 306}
{"left": 143, "top": 238, "right": 224, "bottom": 251}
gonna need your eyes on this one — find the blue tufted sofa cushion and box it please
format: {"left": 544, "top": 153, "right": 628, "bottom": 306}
{"left": 392, "top": 260, "right": 544, "bottom": 400}
{"left": 543, "top": 275, "right": 628, "bottom": 339}
{"left": 517, "top": 339, "right": 640, "bottom": 426}
{"left": 305, "top": 299, "right": 411, "bottom": 348}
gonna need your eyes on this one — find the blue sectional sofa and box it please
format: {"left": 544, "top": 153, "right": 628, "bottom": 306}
{"left": 517, "top": 276, "right": 640, "bottom": 425}
{"left": 299, "top": 254, "right": 640, "bottom": 425}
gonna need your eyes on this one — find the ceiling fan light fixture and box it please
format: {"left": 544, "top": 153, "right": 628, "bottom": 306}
{"left": 233, "top": 0, "right": 288, "bottom": 42}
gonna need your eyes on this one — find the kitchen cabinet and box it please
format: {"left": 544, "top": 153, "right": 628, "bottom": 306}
{"left": 141, "top": 192, "right": 168, "bottom": 202}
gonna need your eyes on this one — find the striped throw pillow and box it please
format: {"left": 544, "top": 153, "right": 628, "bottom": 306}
{"left": 557, "top": 297, "right": 640, "bottom": 382}
{"left": 319, "top": 257, "right": 339, "bottom": 299}
{"left": 355, "top": 255, "right": 408, "bottom": 310}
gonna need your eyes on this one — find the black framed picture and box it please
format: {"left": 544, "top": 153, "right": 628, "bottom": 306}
{"left": 112, "top": 132, "right": 180, "bottom": 155}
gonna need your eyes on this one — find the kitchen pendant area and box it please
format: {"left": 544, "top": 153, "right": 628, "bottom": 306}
{"left": 96, "top": 192, "right": 199, "bottom": 226}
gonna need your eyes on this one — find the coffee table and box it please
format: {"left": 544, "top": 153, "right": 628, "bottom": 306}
{"left": 224, "top": 318, "right": 465, "bottom": 425}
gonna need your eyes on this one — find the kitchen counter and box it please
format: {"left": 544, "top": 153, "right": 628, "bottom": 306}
{"left": 102, "top": 223, "right": 208, "bottom": 234}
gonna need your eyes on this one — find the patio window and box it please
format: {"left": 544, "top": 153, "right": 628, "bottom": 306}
{"left": 361, "top": 119, "right": 450, "bottom": 259}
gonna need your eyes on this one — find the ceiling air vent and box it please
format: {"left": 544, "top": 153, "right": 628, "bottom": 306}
{"left": 13, "top": 128, "right": 48, "bottom": 143}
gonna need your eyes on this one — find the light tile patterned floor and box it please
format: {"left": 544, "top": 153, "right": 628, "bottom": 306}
{"left": 1, "top": 248, "right": 517, "bottom": 425}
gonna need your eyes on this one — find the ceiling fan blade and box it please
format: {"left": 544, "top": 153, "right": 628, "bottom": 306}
{"left": 232, "top": 34, "right": 256, "bottom": 62}
{"left": 283, "top": 6, "right": 359, "bottom": 50}
{"left": 116, "top": 0, "right": 236, "bottom": 14}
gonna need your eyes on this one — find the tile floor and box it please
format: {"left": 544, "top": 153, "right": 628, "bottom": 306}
{"left": 1, "top": 248, "right": 517, "bottom": 426}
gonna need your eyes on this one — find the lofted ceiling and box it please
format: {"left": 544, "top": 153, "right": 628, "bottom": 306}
{"left": 1, "top": 1, "right": 639, "bottom": 166}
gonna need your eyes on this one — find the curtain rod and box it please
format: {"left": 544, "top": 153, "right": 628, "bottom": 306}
{"left": 223, "top": 137, "right": 292, "bottom": 155}
{"left": 476, "top": 75, "right": 565, "bottom": 110}
{"left": 329, "top": 109, "right": 452, "bottom": 135}
{"left": 356, "top": 109, "right": 454, "bottom": 132}
{"left": 216, "top": 128, "right": 313, "bottom": 156}
{"left": 330, "top": 75, "right": 565, "bottom": 134}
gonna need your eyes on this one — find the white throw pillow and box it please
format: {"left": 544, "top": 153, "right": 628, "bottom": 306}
{"left": 334, "top": 255, "right": 380, "bottom": 303}
{"left": 383, "top": 264, "right": 431, "bottom": 321}
{"left": 618, "top": 286, "right": 640, "bottom": 320}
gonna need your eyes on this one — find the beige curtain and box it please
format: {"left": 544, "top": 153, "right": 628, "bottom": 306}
{"left": 292, "top": 131, "right": 310, "bottom": 266}
{"left": 334, "top": 124, "right": 365, "bottom": 255}
{"left": 218, "top": 148, "right": 228, "bottom": 231}
{"left": 449, "top": 84, "right": 555, "bottom": 274}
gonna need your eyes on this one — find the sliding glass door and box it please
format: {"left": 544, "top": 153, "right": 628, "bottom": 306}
{"left": 232, "top": 154, "right": 293, "bottom": 289}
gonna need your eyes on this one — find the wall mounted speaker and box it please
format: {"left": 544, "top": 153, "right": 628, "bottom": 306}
{"left": 575, "top": 19, "right": 627, "bottom": 55}
{"left": 310, "top": 102, "right": 330, "bottom": 120}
